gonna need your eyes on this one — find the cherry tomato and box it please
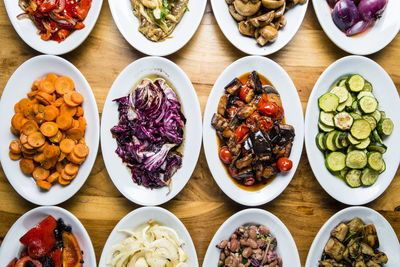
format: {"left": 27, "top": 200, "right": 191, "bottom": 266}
{"left": 277, "top": 157, "right": 293, "bottom": 172}
{"left": 228, "top": 106, "right": 237, "bottom": 118}
{"left": 259, "top": 102, "right": 279, "bottom": 117}
{"left": 257, "top": 94, "right": 268, "bottom": 111}
{"left": 275, "top": 106, "right": 284, "bottom": 120}
{"left": 219, "top": 147, "right": 233, "bottom": 164}
{"left": 235, "top": 124, "right": 249, "bottom": 144}
{"left": 239, "top": 86, "right": 250, "bottom": 101}
{"left": 250, "top": 112, "right": 261, "bottom": 121}
{"left": 228, "top": 167, "right": 239, "bottom": 179}
{"left": 259, "top": 118, "right": 273, "bottom": 132}
{"left": 235, "top": 100, "right": 245, "bottom": 107}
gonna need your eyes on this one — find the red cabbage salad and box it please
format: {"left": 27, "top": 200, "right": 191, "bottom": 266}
{"left": 111, "top": 78, "right": 186, "bottom": 188}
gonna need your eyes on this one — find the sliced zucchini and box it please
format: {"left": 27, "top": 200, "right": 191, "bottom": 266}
{"left": 337, "top": 92, "right": 353, "bottom": 112}
{"left": 362, "top": 115, "right": 377, "bottom": 130}
{"left": 367, "top": 143, "right": 387, "bottom": 154}
{"left": 346, "top": 150, "right": 367, "bottom": 169}
{"left": 350, "top": 119, "right": 371, "bottom": 140}
{"left": 316, "top": 133, "right": 326, "bottom": 151}
{"left": 377, "top": 118, "right": 394, "bottom": 136}
{"left": 350, "top": 112, "right": 362, "bottom": 120}
{"left": 319, "top": 122, "right": 335, "bottom": 132}
{"left": 371, "top": 110, "right": 381, "bottom": 123}
{"left": 362, "top": 80, "right": 373, "bottom": 92}
{"left": 347, "top": 134, "right": 361, "bottom": 145}
{"left": 330, "top": 86, "right": 349, "bottom": 103}
{"left": 357, "top": 91, "right": 374, "bottom": 100}
{"left": 345, "top": 169, "right": 362, "bottom": 188}
{"left": 355, "top": 138, "right": 370, "bottom": 149}
{"left": 380, "top": 111, "right": 386, "bottom": 119}
{"left": 379, "top": 160, "right": 386, "bottom": 174}
{"left": 337, "top": 76, "right": 348, "bottom": 87}
{"left": 323, "top": 131, "right": 338, "bottom": 151}
{"left": 346, "top": 74, "right": 365, "bottom": 92}
{"left": 367, "top": 152, "right": 384, "bottom": 172}
{"left": 334, "top": 112, "right": 353, "bottom": 130}
{"left": 371, "top": 130, "right": 383, "bottom": 144}
{"left": 340, "top": 167, "right": 349, "bottom": 179}
{"left": 319, "top": 111, "right": 335, "bottom": 127}
{"left": 347, "top": 146, "right": 356, "bottom": 153}
{"left": 326, "top": 151, "right": 346, "bottom": 172}
{"left": 360, "top": 168, "right": 379, "bottom": 186}
{"left": 339, "top": 132, "right": 349, "bottom": 148}
{"left": 351, "top": 101, "right": 361, "bottom": 114}
{"left": 334, "top": 132, "right": 344, "bottom": 150}
{"left": 358, "top": 96, "right": 378, "bottom": 114}
{"left": 319, "top": 93, "right": 339, "bottom": 112}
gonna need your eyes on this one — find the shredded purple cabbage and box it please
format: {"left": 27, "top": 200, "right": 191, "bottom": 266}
{"left": 111, "top": 78, "right": 185, "bottom": 188}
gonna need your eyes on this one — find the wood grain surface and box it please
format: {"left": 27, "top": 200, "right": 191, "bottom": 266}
{"left": 1, "top": 1, "right": 399, "bottom": 265}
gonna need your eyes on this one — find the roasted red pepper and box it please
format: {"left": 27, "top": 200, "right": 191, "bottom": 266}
{"left": 77, "top": 0, "right": 92, "bottom": 20}
{"left": 7, "top": 258, "right": 18, "bottom": 267}
{"left": 38, "top": 0, "right": 57, "bottom": 13}
{"left": 50, "top": 248, "right": 62, "bottom": 267}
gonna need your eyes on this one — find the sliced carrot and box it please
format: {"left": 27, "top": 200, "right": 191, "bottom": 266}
{"left": 75, "top": 106, "right": 84, "bottom": 117}
{"left": 35, "top": 92, "right": 52, "bottom": 105}
{"left": 58, "top": 152, "right": 66, "bottom": 162}
{"left": 55, "top": 76, "right": 75, "bottom": 95}
{"left": 73, "top": 144, "right": 89, "bottom": 158}
{"left": 20, "top": 133, "right": 28, "bottom": 144}
{"left": 56, "top": 114, "right": 73, "bottom": 130}
{"left": 37, "top": 141, "right": 49, "bottom": 152}
{"left": 47, "top": 172, "right": 60, "bottom": 183}
{"left": 39, "top": 78, "right": 56, "bottom": 94}
{"left": 61, "top": 169, "right": 76, "bottom": 181}
{"left": 41, "top": 157, "right": 57, "bottom": 169}
{"left": 58, "top": 175, "right": 71, "bottom": 185}
{"left": 46, "top": 73, "right": 58, "bottom": 83}
{"left": 33, "top": 166, "right": 50, "bottom": 180}
{"left": 22, "top": 142, "right": 34, "bottom": 150}
{"left": 60, "top": 103, "right": 76, "bottom": 117}
{"left": 36, "top": 180, "right": 52, "bottom": 190}
{"left": 9, "top": 140, "right": 22, "bottom": 154}
{"left": 9, "top": 152, "right": 22, "bottom": 160}
{"left": 49, "top": 130, "right": 63, "bottom": 143}
{"left": 71, "top": 119, "right": 80, "bottom": 129}
{"left": 71, "top": 92, "right": 84, "bottom": 105}
{"left": 21, "top": 145, "right": 35, "bottom": 155}
{"left": 43, "top": 145, "right": 59, "bottom": 159}
{"left": 27, "top": 91, "right": 38, "bottom": 98}
{"left": 67, "top": 152, "right": 85, "bottom": 165}
{"left": 11, "top": 113, "right": 26, "bottom": 131}
{"left": 35, "top": 112, "right": 45, "bottom": 124}
{"left": 56, "top": 161, "right": 66, "bottom": 173}
{"left": 23, "top": 103, "right": 35, "bottom": 120}
{"left": 32, "top": 80, "right": 40, "bottom": 91}
{"left": 21, "top": 120, "right": 39, "bottom": 136}
{"left": 53, "top": 97, "right": 65, "bottom": 107}
{"left": 20, "top": 158, "right": 35, "bottom": 174}
{"left": 33, "top": 152, "right": 45, "bottom": 163}
{"left": 66, "top": 128, "right": 84, "bottom": 141}
{"left": 43, "top": 105, "right": 59, "bottom": 121}
{"left": 15, "top": 99, "right": 29, "bottom": 113}
{"left": 22, "top": 153, "right": 34, "bottom": 159}
{"left": 10, "top": 125, "right": 20, "bottom": 136}
{"left": 31, "top": 98, "right": 39, "bottom": 105}
{"left": 60, "top": 138, "right": 75, "bottom": 154}
{"left": 40, "top": 122, "right": 59, "bottom": 137}
{"left": 64, "top": 163, "right": 79, "bottom": 176}
{"left": 78, "top": 137, "right": 86, "bottom": 145}
{"left": 14, "top": 102, "right": 21, "bottom": 113}
{"left": 27, "top": 132, "right": 46, "bottom": 148}
{"left": 63, "top": 92, "right": 79, "bottom": 107}
{"left": 78, "top": 116, "right": 86, "bottom": 131}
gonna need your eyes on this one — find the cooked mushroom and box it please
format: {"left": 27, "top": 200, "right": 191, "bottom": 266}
{"left": 239, "top": 21, "right": 256, "bottom": 37}
{"left": 259, "top": 25, "right": 278, "bottom": 43}
{"left": 274, "top": 15, "right": 287, "bottom": 29}
{"left": 249, "top": 11, "right": 275, "bottom": 27}
{"left": 324, "top": 238, "right": 345, "bottom": 261}
{"left": 234, "top": 0, "right": 261, "bottom": 16}
{"left": 226, "top": 0, "right": 234, "bottom": 4}
{"left": 274, "top": 0, "right": 286, "bottom": 17}
{"left": 261, "top": 0, "right": 284, "bottom": 9}
{"left": 229, "top": 4, "right": 245, "bottom": 21}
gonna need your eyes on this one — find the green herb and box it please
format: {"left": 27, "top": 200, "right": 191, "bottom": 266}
{"left": 344, "top": 230, "right": 357, "bottom": 243}
{"left": 162, "top": 0, "right": 168, "bottom": 7}
{"left": 242, "top": 258, "right": 248, "bottom": 264}
{"left": 184, "top": 4, "right": 190, "bottom": 11}
{"left": 321, "top": 252, "right": 327, "bottom": 260}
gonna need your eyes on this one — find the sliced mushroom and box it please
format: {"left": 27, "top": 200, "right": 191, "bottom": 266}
{"left": 259, "top": 25, "right": 278, "bottom": 43}
{"left": 226, "top": 0, "right": 234, "bottom": 4}
{"left": 274, "top": 0, "right": 286, "bottom": 17}
{"left": 229, "top": 4, "right": 245, "bottom": 21}
{"left": 249, "top": 11, "right": 274, "bottom": 27}
{"left": 239, "top": 21, "right": 256, "bottom": 37}
{"left": 262, "top": 0, "right": 284, "bottom": 9}
{"left": 256, "top": 36, "right": 268, "bottom": 46}
{"left": 234, "top": 0, "right": 261, "bottom": 16}
{"left": 274, "top": 15, "right": 286, "bottom": 29}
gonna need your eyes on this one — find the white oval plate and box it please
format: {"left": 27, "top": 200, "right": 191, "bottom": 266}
{"left": 211, "top": 0, "right": 308, "bottom": 55}
{"left": 305, "top": 206, "right": 400, "bottom": 266}
{"left": 101, "top": 56, "right": 202, "bottom": 206}
{"left": 312, "top": 0, "right": 400, "bottom": 55}
{"left": 304, "top": 55, "right": 400, "bottom": 205}
{"left": 203, "top": 56, "right": 304, "bottom": 206}
{"left": 4, "top": 0, "right": 103, "bottom": 55}
{"left": 0, "top": 55, "right": 100, "bottom": 206}
{"left": 0, "top": 206, "right": 96, "bottom": 266}
{"left": 99, "top": 206, "right": 198, "bottom": 266}
{"left": 108, "top": 0, "right": 206, "bottom": 56}
{"left": 203, "top": 208, "right": 300, "bottom": 266}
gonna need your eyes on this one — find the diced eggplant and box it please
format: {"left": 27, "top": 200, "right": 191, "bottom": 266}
{"left": 251, "top": 130, "right": 271, "bottom": 155}
{"left": 237, "top": 105, "right": 257, "bottom": 119}
{"left": 324, "top": 238, "right": 345, "bottom": 261}
{"left": 331, "top": 223, "right": 349, "bottom": 242}
{"left": 347, "top": 218, "right": 365, "bottom": 234}
{"left": 347, "top": 239, "right": 361, "bottom": 259}
{"left": 272, "top": 143, "right": 292, "bottom": 159}
{"left": 211, "top": 113, "right": 229, "bottom": 131}
{"left": 372, "top": 251, "right": 388, "bottom": 264}
{"left": 279, "top": 123, "right": 295, "bottom": 142}
{"left": 222, "top": 128, "right": 234, "bottom": 139}
{"left": 216, "top": 130, "right": 225, "bottom": 142}
{"left": 248, "top": 71, "right": 263, "bottom": 93}
{"left": 362, "top": 224, "right": 379, "bottom": 249}
{"left": 360, "top": 242, "right": 374, "bottom": 256}
{"left": 244, "top": 88, "right": 255, "bottom": 103}
{"left": 266, "top": 93, "right": 283, "bottom": 107}
{"left": 262, "top": 85, "right": 279, "bottom": 95}
{"left": 227, "top": 136, "right": 241, "bottom": 155}
{"left": 225, "top": 78, "right": 242, "bottom": 95}
{"left": 218, "top": 94, "right": 228, "bottom": 115}
{"left": 235, "top": 154, "right": 253, "bottom": 169}
{"left": 242, "top": 138, "right": 253, "bottom": 155}
{"left": 261, "top": 166, "right": 277, "bottom": 179}
{"left": 237, "top": 167, "right": 253, "bottom": 179}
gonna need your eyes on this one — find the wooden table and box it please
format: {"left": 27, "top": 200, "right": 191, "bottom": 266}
{"left": 1, "top": 1, "right": 399, "bottom": 265}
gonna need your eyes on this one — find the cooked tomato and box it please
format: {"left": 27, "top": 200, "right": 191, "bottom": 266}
{"left": 235, "top": 124, "right": 249, "bottom": 144}
{"left": 7, "top": 258, "right": 17, "bottom": 267}
{"left": 275, "top": 106, "right": 284, "bottom": 120}
{"left": 219, "top": 147, "right": 233, "bottom": 164}
{"left": 235, "top": 100, "right": 245, "bottom": 107}
{"left": 258, "top": 102, "right": 279, "bottom": 117}
{"left": 277, "top": 157, "right": 292, "bottom": 172}
{"left": 239, "top": 86, "right": 250, "bottom": 101}
{"left": 249, "top": 112, "right": 260, "bottom": 121}
{"left": 259, "top": 118, "right": 273, "bottom": 132}
{"left": 228, "top": 106, "right": 237, "bottom": 118}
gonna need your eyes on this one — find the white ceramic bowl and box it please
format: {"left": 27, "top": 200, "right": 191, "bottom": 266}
{"left": 101, "top": 56, "right": 202, "bottom": 206}
{"left": 0, "top": 55, "right": 99, "bottom": 206}
{"left": 203, "top": 208, "right": 300, "bottom": 266}
{"left": 108, "top": 0, "right": 206, "bottom": 56}
{"left": 304, "top": 55, "right": 400, "bottom": 205}
{"left": 312, "top": 0, "right": 400, "bottom": 55}
{"left": 99, "top": 206, "right": 198, "bottom": 266}
{"left": 0, "top": 206, "right": 96, "bottom": 266}
{"left": 305, "top": 206, "right": 400, "bottom": 266}
{"left": 203, "top": 56, "right": 304, "bottom": 206}
{"left": 4, "top": 0, "right": 103, "bottom": 55}
{"left": 210, "top": 0, "right": 308, "bottom": 55}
